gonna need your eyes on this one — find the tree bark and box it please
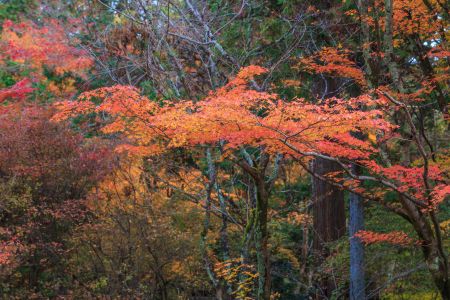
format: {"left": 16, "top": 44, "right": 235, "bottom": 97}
{"left": 383, "top": 0, "right": 404, "bottom": 92}
{"left": 349, "top": 166, "right": 366, "bottom": 300}
{"left": 237, "top": 152, "right": 273, "bottom": 300}
{"left": 255, "top": 176, "right": 271, "bottom": 300}
{"left": 312, "top": 157, "right": 346, "bottom": 299}
{"left": 200, "top": 148, "right": 229, "bottom": 300}
{"left": 357, "top": 0, "right": 375, "bottom": 88}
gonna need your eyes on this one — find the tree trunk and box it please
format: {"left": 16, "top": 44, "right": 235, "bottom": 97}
{"left": 255, "top": 176, "right": 271, "bottom": 300}
{"left": 312, "top": 157, "right": 346, "bottom": 299}
{"left": 216, "top": 185, "right": 230, "bottom": 262}
{"left": 240, "top": 178, "right": 255, "bottom": 274}
{"left": 349, "top": 164, "right": 366, "bottom": 300}
{"left": 426, "top": 248, "right": 450, "bottom": 300}
{"left": 399, "top": 195, "right": 449, "bottom": 299}
{"left": 216, "top": 184, "right": 232, "bottom": 296}
{"left": 383, "top": 0, "right": 404, "bottom": 92}
{"left": 200, "top": 148, "right": 228, "bottom": 299}
{"left": 357, "top": 0, "right": 375, "bottom": 87}
{"left": 238, "top": 151, "right": 273, "bottom": 299}
{"left": 312, "top": 158, "right": 346, "bottom": 250}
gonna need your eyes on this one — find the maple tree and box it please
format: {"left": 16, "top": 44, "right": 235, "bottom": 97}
{"left": 0, "top": 13, "right": 104, "bottom": 298}
{"left": 0, "top": 17, "right": 93, "bottom": 108}
{"left": 0, "top": 19, "right": 92, "bottom": 80}
{"left": 0, "top": 106, "right": 111, "bottom": 297}
{"left": 55, "top": 58, "right": 449, "bottom": 297}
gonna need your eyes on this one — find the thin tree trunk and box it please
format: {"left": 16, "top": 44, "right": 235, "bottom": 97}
{"left": 357, "top": 0, "right": 375, "bottom": 88}
{"left": 255, "top": 176, "right": 271, "bottom": 300}
{"left": 240, "top": 178, "right": 256, "bottom": 280}
{"left": 238, "top": 150, "right": 273, "bottom": 299}
{"left": 200, "top": 148, "right": 226, "bottom": 299}
{"left": 215, "top": 183, "right": 232, "bottom": 296}
{"left": 399, "top": 195, "right": 450, "bottom": 299}
{"left": 216, "top": 185, "right": 230, "bottom": 262}
{"left": 349, "top": 166, "right": 366, "bottom": 300}
{"left": 427, "top": 248, "right": 450, "bottom": 300}
{"left": 383, "top": 0, "right": 404, "bottom": 92}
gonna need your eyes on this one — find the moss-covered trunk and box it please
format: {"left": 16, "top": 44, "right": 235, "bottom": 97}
{"left": 255, "top": 176, "right": 270, "bottom": 300}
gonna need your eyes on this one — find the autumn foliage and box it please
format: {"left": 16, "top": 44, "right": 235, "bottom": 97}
{"left": 0, "top": 0, "right": 449, "bottom": 299}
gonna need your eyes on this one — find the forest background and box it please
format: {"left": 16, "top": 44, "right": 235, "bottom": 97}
{"left": 0, "top": 0, "right": 449, "bottom": 299}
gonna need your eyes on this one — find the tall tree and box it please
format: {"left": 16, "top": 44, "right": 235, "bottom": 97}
{"left": 311, "top": 158, "right": 346, "bottom": 298}
{"left": 349, "top": 165, "right": 366, "bottom": 300}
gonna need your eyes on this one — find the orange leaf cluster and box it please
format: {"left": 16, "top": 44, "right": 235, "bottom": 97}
{"left": 54, "top": 66, "right": 446, "bottom": 214}
{"left": 0, "top": 19, "right": 93, "bottom": 80}
{"left": 151, "top": 67, "right": 390, "bottom": 159}
{"left": 53, "top": 85, "right": 162, "bottom": 155}
{"left": 298, "top": 47, "right": 366, "bottom": 87}
{"left": 429, "top": 185, "right": 450, "bottom": 211}
{"left": 287, "top": 212, "right": 312, "bottom": 226}
{"left": 360, "top": 161, "right": 445, "bottom": 205}
{"left": 354, "top": 230, "right": 414, "bottom": 246}
{"left": 391, "top": 0, "right": 444, "bottom": 36}
{"left": 0, "top": 78, "right": 34, "bottom": 103}
{"left": 54, "top": 66, "right": 393, "bottom": 161}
